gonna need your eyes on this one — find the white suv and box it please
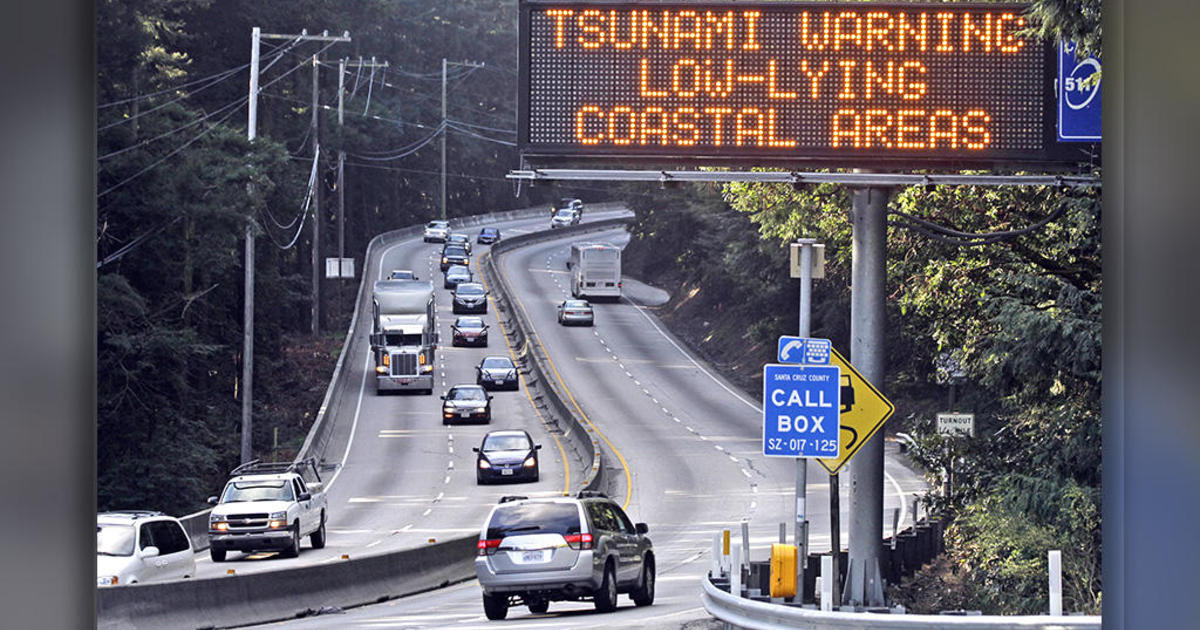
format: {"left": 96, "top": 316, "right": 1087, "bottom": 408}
{"left": 97, "top": 511, "right": 196, "bottom": 586}
{"left": 424, "top": 220, "right": 451, "bottom": 243}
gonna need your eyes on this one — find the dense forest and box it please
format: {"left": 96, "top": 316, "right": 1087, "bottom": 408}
{"left": 97, "top": 0, "right": 1101, "bottom": 615}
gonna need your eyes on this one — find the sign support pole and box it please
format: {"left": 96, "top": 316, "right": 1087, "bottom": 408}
{"left": 845, "top": 182, "right": 890, "bottom": 607}
{"left": 794, "top": 238, "right": 817, "bottom": 601}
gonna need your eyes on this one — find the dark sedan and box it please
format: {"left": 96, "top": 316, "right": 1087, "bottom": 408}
{"left": 444, "top": 264, "right": 472, "bottom": 289}
{"left": 441, "top": 385, "right": 492, "bottom": 425}
{"left": 474, "top": 429, "right": 540, "bottom": 484}
{"left": 452, "top": 282, "right": 488, "bottom": 314}
{"left": 452, "top": 316, "right": 489, "bottom": 347}
{"left": 476, "top": 355, "right": 518, "bottom": 390}
{"left": 477, "top": 227, "right": 500, "bottom": 244}
{"left": 441, "top": 244, "right": 470, "bottom": 271}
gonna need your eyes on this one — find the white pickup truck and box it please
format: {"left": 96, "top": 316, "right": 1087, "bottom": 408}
{"left": 206, "top": 459, "right": 328, "bottom": 562}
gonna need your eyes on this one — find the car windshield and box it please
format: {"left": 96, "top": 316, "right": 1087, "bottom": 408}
{"left": 427, "top": 221, "right": 447, "bottom": 229}
{"left": 483, "top": 434, "right": 531, "bottom": 451}
{"left": 487, "top": 502, "right": 581, "bottom": 539}
{"left": 449, "top": 234, "right": 466, "bottom": 242}
{"left": 481, "top": 229, "right": 497, "bottom": 236}
{"left": 444, "top": 246, "right": 468, "bottom": 256}
{"left": 447, "top": 387, "right": 486, "bottom": 401}
{"left": 564, "top": 300, "right": 590, "bottom": 309}
{"left": 481, "top": 357, "right": 513, "bottom": 369}
{"left": 554, "top": 209, "right": 574, "bottom": 218}
{"left": 456, "top": 317, "right": 485, "bottom": 328}
{"left": 96, "top": 523, "right": 135, "bottom": 556}
{"left": 389, "top": 270, "right": 414, "bottom": 279}
{"left": 221, "top": 480, "right": 293, "bottom": 503}
{"left": 456, "top": 284, "right": 485, "bottom": 296}
{"left": 384, "top": 332, "right": 422, "bottom": 346}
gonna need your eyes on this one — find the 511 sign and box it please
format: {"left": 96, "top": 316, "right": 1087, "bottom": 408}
{"left": 519, "top": 1, "right": 1089, "bottom": 167}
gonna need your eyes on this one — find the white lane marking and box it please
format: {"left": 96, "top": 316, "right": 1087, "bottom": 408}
{"left": 742, "top": 469, "right": 752, "bottom": 478}
{"left": 714, "top": 445, "right": 724, "bottom": 451}
{"left": 729, "top": 455, "right": 739, "bottom": 463}
{"left": 422, "top": 508, "right": 432, "bottom": 516}
{"left": 625, "top": 297, "right": 761, "bottom": 412}
{"left": 365, "top": 540, "right": 383, "bottom": 548}
{"left": 674, "top": 417, "right": 682, "bottom": 423}
{"left": 401, "top": 524, "right": 413, "bottom": 531}
{"left": 448, "top": 460, "right": 454, "bottom": 469}
{"left": 661, "top": 408, "right": 669, "bottom": 414}
{"left": 435, "top": 492, "right": 444, "bottom": 502}
{"left": 444, "top": 476, "right": 451, "bottom": 484}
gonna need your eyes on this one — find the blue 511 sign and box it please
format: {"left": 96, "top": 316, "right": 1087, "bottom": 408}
{"left": 1058, "top": 41, "right": 1101, "bottom": 142}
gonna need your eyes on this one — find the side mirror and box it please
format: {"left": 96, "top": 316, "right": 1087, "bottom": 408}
{"left": 439, "top": 395, "right": 446, "bottom": 400}
{"left": 635, "top": 523, "right": 649, "bottom": 535}
{"left": 535, "top": 444, "right": 543, "bottom": 450}
{"left": 472, "top": 447, "right": 479, "bottom": 453}
{"left": 141, "top": 545, "right": 160, "bottom": 558}
{"left": 299, "top": 492, "right": 312, "bottom": 502}
{"left": 487, "top": 395, "right": 494, "bottom": 401}
{"left": 307, "top": 481, "right": 323, "bottom": 492}
{"left": 207, "top": 496, "right": 219, "bottom": 506}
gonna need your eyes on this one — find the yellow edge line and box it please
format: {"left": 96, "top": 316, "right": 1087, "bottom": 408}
{"left": 493, "top": 252, "right": 634, "bottom": 510}
{"left": 479, "top": 252, "right": 571, "bottom": 497}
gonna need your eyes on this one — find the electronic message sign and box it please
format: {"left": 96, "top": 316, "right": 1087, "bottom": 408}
{"left": 518, "top": 1, "right": 1091, "bottom": 167}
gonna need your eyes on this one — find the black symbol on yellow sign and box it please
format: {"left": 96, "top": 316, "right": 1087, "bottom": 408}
{"left": 817, "top": 348, "right": 894, "bottom": 475}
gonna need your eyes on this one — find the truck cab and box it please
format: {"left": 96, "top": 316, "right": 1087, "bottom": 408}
{"left": 371, "top": 280, "right": 437, "bottom": 394}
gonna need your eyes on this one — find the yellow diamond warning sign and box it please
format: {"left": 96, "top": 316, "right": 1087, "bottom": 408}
{"left": 817, "top": 348, "right": 895, "bottom": 475}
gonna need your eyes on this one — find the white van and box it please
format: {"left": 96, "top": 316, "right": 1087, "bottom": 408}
{"left": 97, "top": 511, "right": 196, "bottom": 586}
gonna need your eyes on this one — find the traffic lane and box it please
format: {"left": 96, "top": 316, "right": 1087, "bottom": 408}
{"left": 560, "top": 230, "right": 927, "bottom": 541}
{"left": 189, "top": 212, "right": 611, "bottom": 577}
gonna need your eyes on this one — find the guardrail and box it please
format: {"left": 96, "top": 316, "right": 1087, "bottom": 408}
{"left": 701, "top": 576, "right": 1100, "bottom": 630}
{"left": 97, "top": 536, "right": 476, "bottom": 630}
{"left": 479, "top": 209, "right": 632, "bottom": 494}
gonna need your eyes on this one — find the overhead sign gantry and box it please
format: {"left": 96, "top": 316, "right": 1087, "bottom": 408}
{"left": 518, "top": 1, "right": 1095, "bottom": 168}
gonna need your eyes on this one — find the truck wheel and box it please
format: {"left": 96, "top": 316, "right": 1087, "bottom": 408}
{"left": 594, "top": 563, "right": 618, "bottom": 612}
{"left": 482, "top": 592, "right": 508, "bottom": 620}
{"left": 631, "top": 556, "right": 655, "bottom": 606}
{"left": 310, "top": 513, "right": 327, "bottom": 549}
{"left": 210, "top": 547, "right": 226, "bottom": 562}
{"left": 281, "top": 522, "right": 300, "bottom": 558}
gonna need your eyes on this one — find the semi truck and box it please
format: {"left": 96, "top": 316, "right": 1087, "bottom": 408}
{"left": 567, "top": 242, "right": 621, "bottom": 300}
{"left": 370, "top": 279, "right": 437, "bottom": 394}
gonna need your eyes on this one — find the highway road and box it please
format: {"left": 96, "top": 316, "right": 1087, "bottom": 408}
{"left": 191, "top": 210, "right": 624, "bottom": 580}
{"left": 239, "top": 218, "right": 927, "bottom": 628}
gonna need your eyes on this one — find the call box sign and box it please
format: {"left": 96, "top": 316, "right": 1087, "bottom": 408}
{"left": 519, "top": 1, "right": 1085, "bottom": 166}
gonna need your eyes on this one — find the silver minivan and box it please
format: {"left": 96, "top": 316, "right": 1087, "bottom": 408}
{"left": 97, "top": 511, "right": 196, "bottom": 586}
{"left": 474, "top": 492, "right": 654, "bottom": 620}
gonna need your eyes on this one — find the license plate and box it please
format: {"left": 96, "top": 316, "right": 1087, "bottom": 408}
{"left": 520, "top": 550, "right": 548, "bottom": 563}
{"left": 460, "top": 412, "right": 471, "bottom": 418}
{"left": 501, "top": 468, "right": 514, "bottom": 476}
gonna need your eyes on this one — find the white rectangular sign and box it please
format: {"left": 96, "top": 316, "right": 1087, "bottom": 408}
{"left": 325, "top": 257, "right": 355, "bottom": 279}
{"left": 936, "top": 412, "right": 975, "bottom": 437}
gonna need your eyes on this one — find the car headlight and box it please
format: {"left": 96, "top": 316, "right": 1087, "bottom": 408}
{"left": 523, "top": 457, "right": 537, "bottom": 468}
{"left": 478, "top": 459, "right": 491, "bottom": 469}
{"left": 98, "top": 575, "right": 118, "bottom": 587}
{"left": 442, "top": 257, "right": 449, "bottom": 264}
{"left": 212, "top": 521, "right": 229, "bottom": 531}
{"left": 422, "top": 365, "right": 434, "bottom": 374}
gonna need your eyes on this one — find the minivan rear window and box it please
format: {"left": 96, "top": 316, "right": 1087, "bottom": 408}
{"left": 487, "top": 502, "right": 581, "bottom": 539}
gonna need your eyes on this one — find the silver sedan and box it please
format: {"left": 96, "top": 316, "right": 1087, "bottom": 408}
{"left": 556, "top": 299, "right": 594, "bottom": 326}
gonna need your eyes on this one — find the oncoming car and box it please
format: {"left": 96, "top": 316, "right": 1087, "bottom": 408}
{"left": 441, "top": 384, "right": 493, "bottom": 424}
{"left": 452, "top": 316, "right": 489, "bottom": 347}
{"left": 476, "top": 355, "right": 518, "bottom": 390}
{"left": 444, "top": 264, "right": 473, "bottom": 290}
{"left": 441, "top": 244, "right": 471, "bottom": 271}
{"left": 447, "top": 232, "right": 472, "bottom": 254}
{"left": 473, "top": 429, "right": 541, "bottom": 484}
{"left": 97, "top": 511, "right": 196, "bottom": 586}
{"left": 475, "top": 492, "right": 654, "bottom": 620}
{"left": 388, "top": 269, "right": 418, "bottom": 280}
{"left": 424, "top": 220, "right": 451, "bottom": 243}
{"left": 550, "top": 208, "right": 580, "bottom": 229}
{"left": 453, "top": 282, "right": 489, "bottom": 314}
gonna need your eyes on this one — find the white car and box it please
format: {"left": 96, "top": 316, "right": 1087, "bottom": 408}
{"left": 424, "top": 220, "right": 451, "bottom": 243}
{"left": 97, "top": 511, "right": 196, "bottom": 587}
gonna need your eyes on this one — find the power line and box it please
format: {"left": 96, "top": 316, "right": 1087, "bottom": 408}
{"left": 446, "top": 118, "right": 514, "bottom": 135}
{"left": 98, "top": 64, "right": 248, "bottom": 130}
{"left": 348, "top": 122, "right": 446, "bottom": 161}
{"left": 98, "top": 63, "right": 250, "bottom": 109}
{"left": 260, "top": 148, "right": 321, "bottom": 250}
{"left": 445, "top": 121, "right": 516, "bottom": 146}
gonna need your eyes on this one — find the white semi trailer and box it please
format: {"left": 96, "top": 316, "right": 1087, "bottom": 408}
{"left": 370, "top": 280, "right": 436, "bottom": 394}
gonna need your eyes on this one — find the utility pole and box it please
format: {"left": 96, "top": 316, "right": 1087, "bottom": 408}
{"left": 441, "top": 59, "right": 485, "bottom": 219}
{"left": 337, "top": 57, "right": 345, "bottom": 323}
{"left": 793, "top": 238, "right": 820, "bottom": 602}
{"left": 311, "top": 53, "right": 321, "bottom": 336}
{"left": 844, "top": 182, "right": 891, "bottom": 607}
{"left": 242, "top": 27, "right": 349, "bottom": 464}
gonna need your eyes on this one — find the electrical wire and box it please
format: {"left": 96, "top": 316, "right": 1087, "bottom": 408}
{"left": 96, "top": 216, "right": 183, "bottom": 268}
{"left": 98, "top": 64, "right": 247, "bottom": 131}
{"left": 446, "top": 119, "right": 515, "bottom": 135}
{"left": 362, "top": 63, "right": 376, "bottom": 115}
{"left": 887, "top": 200, "right": 1074, "bottom": 247}
{"left": 445, "top": 121, "right": 516, "bottom": 146}
{"left": 98, "top": 63, "right": 250, "bottom": 109}
{"left": 261, "top": 147, "right": 320, "bottom": 250}
{"left": 348, "top": 122, "right": 446, "bottom": 161}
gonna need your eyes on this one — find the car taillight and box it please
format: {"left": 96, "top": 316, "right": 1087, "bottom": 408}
{"left": 564, "top": 533, "right": 593, "bottom": 550}
{"left": 477, "top": 539, "right": 501, "bottom": 556}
